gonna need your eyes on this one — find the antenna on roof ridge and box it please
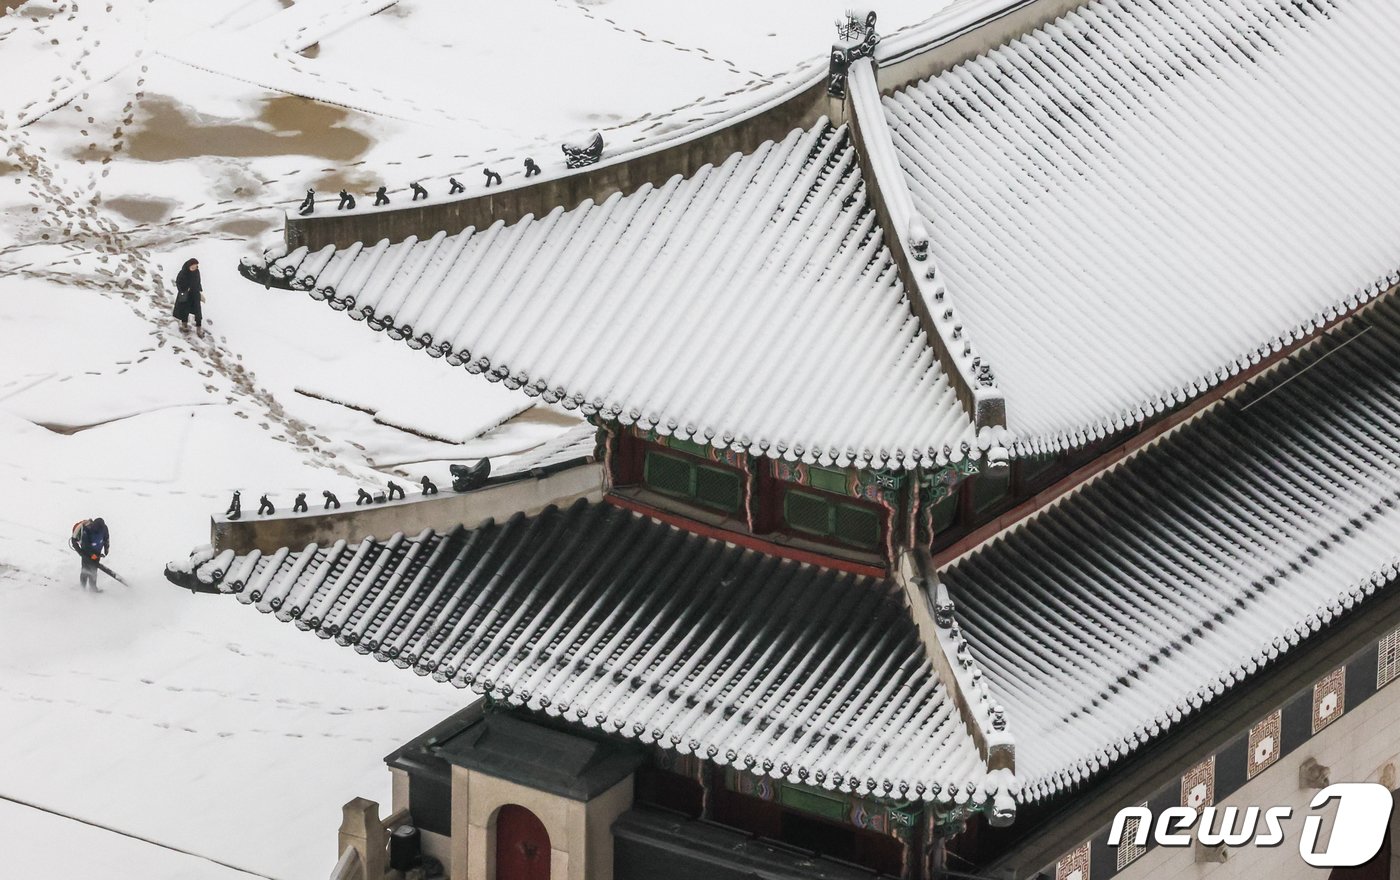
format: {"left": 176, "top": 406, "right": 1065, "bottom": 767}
{"left": 836, "top": 8, "right": 876, "bottom": 41}
{"left": 829, "top": 8, "right": 880, "bottom": 98}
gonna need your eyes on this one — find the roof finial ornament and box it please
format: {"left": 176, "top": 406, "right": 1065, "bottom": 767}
{"left": 934, "top": 582, "right": 956, "bottom": 628}
{"left": 828, "top": 8, "right": 880, "bottom": 98}
{"left": 908, "top": 216, "right": 930, "bottom": 261}
{"left": 450, "top": 457, "right": 491, "bottom": 492}
{"left": 562, "top": 131, "right": 604, "bottom": 169}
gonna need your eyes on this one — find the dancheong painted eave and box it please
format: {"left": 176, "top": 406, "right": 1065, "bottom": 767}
{"left": 167, "top": 498, "right": 1013, "bottom": 812}
{"left": 248, "top": 122, "right": 985, "bottom": 472}
{"left": 885, "top": 0, "right": 1400, "bottom": 455}
{"left": 942, "top": 293, "right": 1400, "bottom": 803}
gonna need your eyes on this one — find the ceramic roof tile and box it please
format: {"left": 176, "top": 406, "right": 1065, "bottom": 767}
{"left": 168, "top": 500, "right": 997, "bottom": 806}
{"left": 256, "top": 122, "right": 979, "bottom": 470}
{"left": 885, "top": 0, "right": 1400, "bottom": 451}
{"left": 943, "top": 294, "right": 1400, "bottom": 801}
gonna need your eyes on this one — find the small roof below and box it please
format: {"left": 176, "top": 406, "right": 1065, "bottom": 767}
{"left": 430, "top": 711, "right": 646, "bottom": 802}
{"left": 495, "top": 422, "right": 597, "bottom": 477}
{"left": 886, "top": 0, "right": 1400, "bottom": 451}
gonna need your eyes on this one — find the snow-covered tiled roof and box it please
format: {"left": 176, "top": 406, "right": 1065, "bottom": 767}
{"left": 942, "top": 294, "right": 1400, "bottom": 802}
{"left": 494, "top": 421, "right": 596, "bottom": 477}
{"left": 259, "top": 122, "right": 979, "bottom": 470}
{"left": 167, "top": 499, "right": 997, "bottom": 806}
{"left": 885, "top": 0, "right": 1400, "bottom": 453}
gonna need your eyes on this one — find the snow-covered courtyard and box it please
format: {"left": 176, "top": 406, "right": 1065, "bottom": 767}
{"left": 0, "top": 0, "right": 956, "bottom": 876}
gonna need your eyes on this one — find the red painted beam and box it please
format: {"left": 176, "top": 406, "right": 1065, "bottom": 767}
{"left": 931, "top": 296, "right": 1390, "bottom": 569}
{"left": 604, "top": 494, "right": 889, "bottom": 580}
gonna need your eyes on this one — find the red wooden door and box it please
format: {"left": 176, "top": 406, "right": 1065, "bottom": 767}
{"left": 495, "top": 804, "right": 550, "bottom": 880}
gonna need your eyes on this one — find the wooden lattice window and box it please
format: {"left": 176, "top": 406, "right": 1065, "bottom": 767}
{"left": 644, "top": 451, "right": 742, "bottom": 514}
{"left": 1380, "top": 627, "right": 1400, "bottom": 688}
{"left": 1115, "top": 803, "right": 1147, "bottom": 869}
{"left": 783, "top": 489, "right": 881, "bottom": 550}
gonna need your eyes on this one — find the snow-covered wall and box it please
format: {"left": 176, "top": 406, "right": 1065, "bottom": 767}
{"left": 212, "top": 462, "right": 604, "bottom": 554}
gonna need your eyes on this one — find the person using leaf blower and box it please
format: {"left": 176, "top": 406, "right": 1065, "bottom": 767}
{"left": 70, "top": 517, "right": 110, "bottom": 592}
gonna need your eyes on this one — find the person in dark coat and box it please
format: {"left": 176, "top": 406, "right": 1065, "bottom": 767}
{"left": 173, "top": 258, "right": 205, "bottom": 335}
{"left": 70, "top": 517, "right": 110, "bottom": 592}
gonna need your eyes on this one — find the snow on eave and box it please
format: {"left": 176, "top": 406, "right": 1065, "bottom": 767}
{"left": 250, "top": 124, "right": 981, "bottom": 474}
{"left": 164, "top": 501, "right": 1001, "bottom": 809}
{"left": 265, "top": 243, "right": 981, "bottom": 472}
{"left": 1014, "top": 561, "right": 1400, "bottom": 804}
{"left": 1005, "top": 277, "right": 1399, "bottom": 460}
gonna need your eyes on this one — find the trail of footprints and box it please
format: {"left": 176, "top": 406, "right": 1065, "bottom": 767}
{"left": 5, "top": 107, "right": 354, "bottom": 477}
{"left": 553, "top": 0, "right": 769, "bottom": 80}
{"left": 1, "top": 0, "right": 792, "bottom": 474}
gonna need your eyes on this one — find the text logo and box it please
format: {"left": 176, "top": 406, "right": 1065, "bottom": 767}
{"left": 1109, "top": 783, "right": 1392, "bottom": 867}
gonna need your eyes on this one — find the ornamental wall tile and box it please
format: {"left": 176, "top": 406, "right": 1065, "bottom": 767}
{"left": 1247, "top": 709, "right": 1282, "bottom": 780}
{"left": 1056, "top": 840, "right": 1090, "bottom": 880}
{"left": 1181, "top": 755, "right": 1215, "bottom": 809}
{"left": 1312, "top": 667, "right": 1346, "bottom": 734}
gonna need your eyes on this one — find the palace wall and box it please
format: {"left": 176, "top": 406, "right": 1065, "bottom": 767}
{"left": 211, "top": 463, "right": 604, "bottom": 554}
{"left": 1114, "top": 679, "right": 1400, "bottom": 880}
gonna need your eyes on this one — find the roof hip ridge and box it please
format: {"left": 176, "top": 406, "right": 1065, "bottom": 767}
{"left": 845, "top": 57, "right": 1008, "bottom": 441}
{"left": 894, "top": 547, "right": 1019, "bottom": 825}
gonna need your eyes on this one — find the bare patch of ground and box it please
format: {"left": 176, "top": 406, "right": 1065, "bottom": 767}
{"left": 215, "top": 217, "right": 276, "bottom": 238}
{"left": 104, "top": 196, "right": 175, "bottom": 224}
{"left": 120, "top": 95, "right": 372, "bottom": 162}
